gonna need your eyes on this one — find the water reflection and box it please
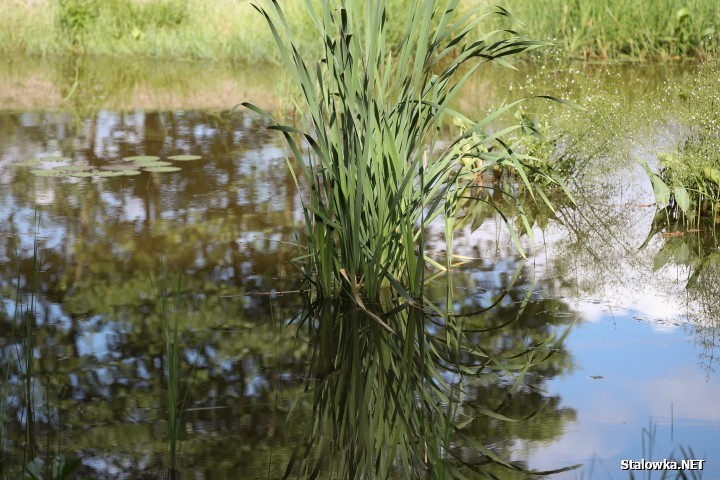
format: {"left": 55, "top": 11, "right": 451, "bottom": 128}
{"left": 287, "top": 287, "right": 577, "bottom": 479}
{"left": 1, "top": 60, "right": 719, "bottom": 478}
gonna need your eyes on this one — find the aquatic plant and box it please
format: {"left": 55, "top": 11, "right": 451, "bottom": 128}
{"left": 641, "top": 60, "right": 720, "bottom": 228}
{"left": 244, "top": 0, "right": 569, "bottom": 301}
{"left": 15, "top": 154, "right": 204, "bottom": 179}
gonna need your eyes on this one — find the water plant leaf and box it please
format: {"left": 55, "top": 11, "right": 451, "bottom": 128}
{"left": 97, "top": 171, "right": 127, "bottom": 177}
{"left": 70, "top": 172, "right": 95, "bottom": 178}
{"left": 30, "top": 169, "right": 64, "bottom": 177}
{"left": 123, "top": 170, "right": 142, "bottom": 176}
{"left": 100, "top": 164, "right": 140, "bottom": 171}
{"left": 16, "top": 159, "right": 42, "bottom": 167}
{"left": 143, "top": 166, "right": 182, "bottom": 173}
{"left": 167, "top": 155, "right": 203, "bottom": 161}
{"left": 673, "top": 186, "right": 690, "bottom": 213}
{"left": 52, "top": 165, "right": 92, "bottom": 172}
{"left": 136, "top": 161, "right": 172, "bottom": 167}
{"left": 702, "top": 167, "right": 720, "bottom": 185}
{"left": 651, "top": 175, "right": 671, "bottom": 205}
{"left": 123, "top": 155, "right": 160, "bottom": 162}
{"left": 38, "top": 156, "right": 73, "bottom": 163}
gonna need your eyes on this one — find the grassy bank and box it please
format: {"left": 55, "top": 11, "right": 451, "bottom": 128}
{"left": 1, "top": 0, "right": 717, "bottom": 62}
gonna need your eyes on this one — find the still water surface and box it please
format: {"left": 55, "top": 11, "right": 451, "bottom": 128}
{"left": 0, "top": 59, "right": 718, "bottom": 479}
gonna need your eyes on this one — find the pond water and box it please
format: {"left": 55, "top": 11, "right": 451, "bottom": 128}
{"left": 0, "top": 58, "right": 718, "bottom": 479}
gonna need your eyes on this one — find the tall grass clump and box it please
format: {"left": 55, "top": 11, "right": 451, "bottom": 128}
{"left": 488, "top": 0, "right": 719, "bottom": 60}
{"left": 244, "top": 0, "right": 569, "bottom": 301}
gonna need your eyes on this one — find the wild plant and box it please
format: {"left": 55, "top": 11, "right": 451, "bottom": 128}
{"left": 243, "top": 0, "right": 571, "bottom": 302}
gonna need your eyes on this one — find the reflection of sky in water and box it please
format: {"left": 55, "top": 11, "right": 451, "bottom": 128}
{"left": 525, "top": 312, "right": 720, "bottom": 478}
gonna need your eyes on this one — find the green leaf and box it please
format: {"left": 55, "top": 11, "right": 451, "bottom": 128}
{"left": 673, "top": 186, "right": 690, "bottom": 213}
{"left": 23, "top": 458, "right": 43, "bottom": 480}
{"left": 651, "top": 175, "right": 671, "bottom": 205}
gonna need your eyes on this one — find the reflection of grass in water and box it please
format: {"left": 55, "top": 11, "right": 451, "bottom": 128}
{"left": 0, "top": 245, "right": 23, "bottom": 479}
{"left": 287, "top": 271, "right": 576, "bottom": 479}
{"left": 157, "top": 275, "right": 196, "bottom": 479}
{"left": 0, "top": 221, "right": 82, "bottom": 479}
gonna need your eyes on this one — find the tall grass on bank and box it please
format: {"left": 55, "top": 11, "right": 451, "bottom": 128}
{"left": 491, "top": 0, "right": 719, "bottom": 60}
{"left": 244, "top": 0, "right": 569, "bottom": 301}
{"left": 1, "top": 0, "right": 717, "bottom": 61}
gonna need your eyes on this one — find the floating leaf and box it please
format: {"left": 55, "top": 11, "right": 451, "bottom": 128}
{"left": 137, "top": 161, "right": 173, "bottom": 167}
{"left": 53, "top": 165, "right": 92, "bottom": 172}
{"left": 673, "top": 186, "right": 690, "bottom": 213}
{"left": 100, "top": 164, "right": 140, "bottom": 171}
{"left": 39, "top": 156, "right": 73, "bottom": 163}
{"left": 123, "top": 170, "right": 142, "bottom": 176}
{"left": 17, "top": 159, "right": 43, "bottom": 167}
{"left": 97, "top": 171, "right": 127, "bottom": 177}
{"left": 143, "top": 166, "right": 181, "bottom": 173}
{"left": 168, "top": 155, "right": 203, "bottom": 161}
{"left": 70, "top": 172, "right": 95, "bottom": 178}
{"left": 124, "top": 155, "right": 160, "bottom": 163}
{"left": 30, "top": 169, "right": 64, "bottom": 177}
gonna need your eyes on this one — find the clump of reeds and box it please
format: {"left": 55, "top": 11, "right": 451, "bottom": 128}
{"left": 244, "top": 0, "right": 568, "bottom": 301}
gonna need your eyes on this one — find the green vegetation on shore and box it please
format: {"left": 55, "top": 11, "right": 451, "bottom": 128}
{"left": 1, "top": 0, "right": 717, "bottom": 62}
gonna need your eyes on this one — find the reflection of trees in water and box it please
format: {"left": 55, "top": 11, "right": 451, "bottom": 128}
{"left": 1, "top": 259, "right": 578, "bottom": 478}
{"left": 0, "top": 108, "right": 581, "bottom": 477}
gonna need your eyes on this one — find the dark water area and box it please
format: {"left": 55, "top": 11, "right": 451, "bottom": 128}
{"left": 0, "top": 59, "right": 719, "bottom": 479}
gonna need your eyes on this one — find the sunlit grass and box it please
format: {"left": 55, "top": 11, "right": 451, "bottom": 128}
{"left": 244, "top": 0, "right": 571, "bottom": 301}
{"left": 2, "top": 0, "right": 717, "bottom": 61}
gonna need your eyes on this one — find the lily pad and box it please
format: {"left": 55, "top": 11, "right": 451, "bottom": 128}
{"left": 42, "top": 158, "right": 73, "bottom": 164}
{"left": 123, "top": 155, "right": 160, "bottom": 163}
{"left": 100, "top": 164, "right": 140, "bottom": 171}
{"left": 53, "top": 165, "right": 92, "bottom": 172}
{"left": 30, "top": 169, "right": 64, "bottom": 177}
{"left": 143, "top": 166, "right": 182, "bottom": 173}
{"left": 70, "top": 172, "right": 95, "bottom": 178}
{"left": 123, "top": 170, "right": 142, "bottom": 176}
{"left": 137, "top": 161, "right": 173, "bottom": 168}
{"left": 17, "top": 159, "right": 43, "bottom": 167}
{"left": 168, "top": 155, "right": 203, "bottom": 161}
{"left": 97, "top": 171, "right": 127, "bottom": 178}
